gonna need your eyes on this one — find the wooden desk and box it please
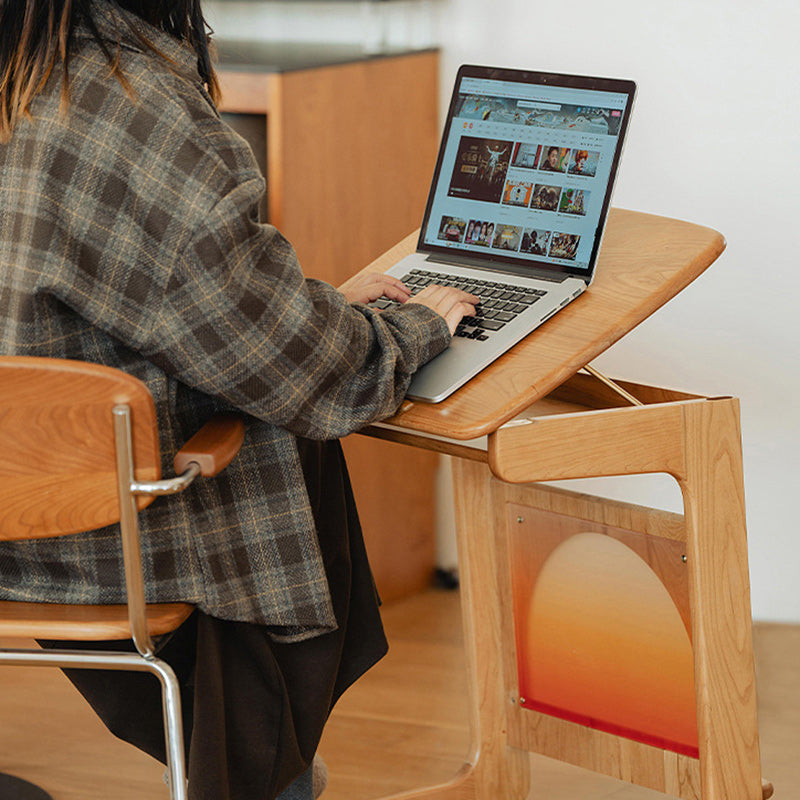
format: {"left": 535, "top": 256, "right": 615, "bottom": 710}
{"left": 216, "top": 43, "right": 441, "bottom": 601}
{"left": 357, "top": 210, "right": 768, "bottom": 800}
{"left": 366, "top": 208, "right": 726, "bottom": 439}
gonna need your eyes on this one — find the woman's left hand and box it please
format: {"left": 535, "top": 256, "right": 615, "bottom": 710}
{"left": 338, "top": 272, "right": 411, "bottom": 305}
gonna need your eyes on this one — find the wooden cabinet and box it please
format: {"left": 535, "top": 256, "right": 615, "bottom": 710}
{"left": 216, "top": 45, "right": 441, "bottom": 601}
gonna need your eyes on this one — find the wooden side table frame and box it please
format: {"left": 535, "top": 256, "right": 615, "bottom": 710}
{"left": 355, "top": 210, "right": 771, "bottom": 800}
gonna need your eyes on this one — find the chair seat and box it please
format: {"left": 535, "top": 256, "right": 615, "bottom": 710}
{"left": 0, "top": 600, "right": 195, "bottom": 640}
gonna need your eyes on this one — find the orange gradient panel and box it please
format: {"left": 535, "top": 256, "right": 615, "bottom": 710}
{"left": 510, "top": 509, "right": 698, "bottom": 756}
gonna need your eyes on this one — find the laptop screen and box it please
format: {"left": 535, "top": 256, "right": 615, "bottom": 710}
{"left": 418, "top": 65, "right": 636, "bottom": 281}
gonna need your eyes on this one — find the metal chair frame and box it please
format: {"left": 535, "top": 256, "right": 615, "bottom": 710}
{"left": 0, "top": 359, "right": 244, "bottom": 800}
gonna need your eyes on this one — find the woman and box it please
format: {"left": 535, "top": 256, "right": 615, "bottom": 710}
{"left": 0, "top": 2, "right": 477, "bottom": 798}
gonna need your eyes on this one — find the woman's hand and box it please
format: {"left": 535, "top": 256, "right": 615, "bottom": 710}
{"left": 407, "top": 284, "right": 479, "bottom": 336}
{"left": 338, "top": 272, "right": 479, "bottom": 336}
{"left": 338, "top": 272, "right": 411, "bottom": 305}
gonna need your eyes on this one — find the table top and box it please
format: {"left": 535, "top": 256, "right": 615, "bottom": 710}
{"left": 216, "top": 39, "right": 436, "bottom": 74}
{"left": 364, "top": 208, "right": 726, "bottom": 440}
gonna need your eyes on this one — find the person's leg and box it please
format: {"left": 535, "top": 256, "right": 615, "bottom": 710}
{"left": 274, "top": 765, "right": 313, "bottom": 800}
{"left": 311, "top": 756, "right": 328, "bottom": 798}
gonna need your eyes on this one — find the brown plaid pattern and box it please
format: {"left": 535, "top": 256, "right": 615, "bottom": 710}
{"left": 0, "top": 3, "right": 450, "bottom": 639}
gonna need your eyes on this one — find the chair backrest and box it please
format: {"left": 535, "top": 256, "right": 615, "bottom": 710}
{"left": 0, "top": 356, "right": 161, "bottom": 541}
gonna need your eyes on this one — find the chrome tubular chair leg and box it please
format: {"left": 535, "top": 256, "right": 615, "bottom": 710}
{"left": 146, "top": 657, "right": 188, "bottom": 800}
{"left": 0, "top": 649, "right": 188, "bottom": 799}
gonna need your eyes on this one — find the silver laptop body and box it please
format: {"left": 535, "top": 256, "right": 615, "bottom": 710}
{"left": 378, "top": 65, "right": 636, "bottom": 403}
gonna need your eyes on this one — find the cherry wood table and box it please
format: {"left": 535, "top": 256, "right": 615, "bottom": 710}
{"left": 356, "top": 209, "right": 771, "bottom": 800}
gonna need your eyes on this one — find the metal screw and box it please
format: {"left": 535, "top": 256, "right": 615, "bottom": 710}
{"left": 517, "top": 516, "right": 524, "bottom": 524}
{"left": 681, "top": 554, "right": 688, "bottom": 563}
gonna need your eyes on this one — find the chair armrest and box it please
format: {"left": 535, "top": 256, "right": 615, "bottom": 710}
{"left": 174, "top": 415, "right": 245, "bottom": 477}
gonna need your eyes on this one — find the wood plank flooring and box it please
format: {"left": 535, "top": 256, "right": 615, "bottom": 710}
{"left": 0, "top": 589, "right": 797, "bottom": 799}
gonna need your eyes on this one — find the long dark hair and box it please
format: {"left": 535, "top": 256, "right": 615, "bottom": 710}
{"left": 0, "top": 0, "right": 220, "bottom": 141}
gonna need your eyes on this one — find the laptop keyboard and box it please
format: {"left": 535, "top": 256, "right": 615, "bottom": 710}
{"left": 369, "top": 269, "right": 547, "bottom": 340}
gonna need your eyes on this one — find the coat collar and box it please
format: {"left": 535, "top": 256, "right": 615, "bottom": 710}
{"left": 75, "top": 1, "right": 202, "bottom": 85}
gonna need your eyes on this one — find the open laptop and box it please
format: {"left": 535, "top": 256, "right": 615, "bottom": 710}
{"left": 374, "top": 64, "right": 636, "bottom": 402}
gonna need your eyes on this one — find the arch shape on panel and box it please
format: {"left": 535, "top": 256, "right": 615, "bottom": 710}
{"left": 510, "top": 528, "right": 698, "bottom": 756}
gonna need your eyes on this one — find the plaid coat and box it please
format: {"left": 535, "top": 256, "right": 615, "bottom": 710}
{"left": 0, "top": 3, "right": 450, "bottom": 640}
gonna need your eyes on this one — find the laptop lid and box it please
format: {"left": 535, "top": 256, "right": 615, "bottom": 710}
{"left": 417, "top": 65, "right": 636, "bottom": 283}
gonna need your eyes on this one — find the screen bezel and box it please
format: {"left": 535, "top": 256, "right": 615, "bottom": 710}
{"left": 417, "top": 64, "right": 637, "bottom": 282}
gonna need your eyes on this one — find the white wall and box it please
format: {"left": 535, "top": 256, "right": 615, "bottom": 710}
{"left": 205, "top": 1, "right": 438, "bottom": 49}
{"left": 432, "top": 0, "right": 800, "bottom": 624}
{"left": 207, "top": 0, "right": 800, "bottom": 623}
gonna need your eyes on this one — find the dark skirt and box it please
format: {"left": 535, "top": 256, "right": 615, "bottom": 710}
{"left": 41, "top": 438, "right": 388, "bottom": 800}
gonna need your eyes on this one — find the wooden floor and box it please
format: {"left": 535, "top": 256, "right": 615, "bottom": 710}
{"left": 0, "top": 589, "right": 797, "bottom": 799}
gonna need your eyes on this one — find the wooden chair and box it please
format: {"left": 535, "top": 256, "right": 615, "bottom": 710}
{"left": 0, "top": 356, "right": 246, "bottom": 800}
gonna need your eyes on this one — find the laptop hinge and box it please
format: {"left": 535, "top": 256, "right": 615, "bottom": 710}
{"left": 423, "top": 253, "right": 566, "bottom": 283}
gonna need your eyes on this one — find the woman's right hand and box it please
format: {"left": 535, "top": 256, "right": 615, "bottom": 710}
{"left": 407, "top": 284, "right": 480, "bottom": 336}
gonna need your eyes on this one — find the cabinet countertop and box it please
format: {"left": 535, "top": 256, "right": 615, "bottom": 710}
{"left": 216, "top": 38, "right": 437, "bottom": 73}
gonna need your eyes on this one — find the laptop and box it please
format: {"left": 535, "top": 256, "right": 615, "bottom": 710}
{"left": 374, "top": 64, "right": 636, "bottom": 403}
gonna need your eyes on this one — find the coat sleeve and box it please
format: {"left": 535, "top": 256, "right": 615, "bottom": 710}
{"left": 144, "top": 175, "right": 452, "bottom": 439}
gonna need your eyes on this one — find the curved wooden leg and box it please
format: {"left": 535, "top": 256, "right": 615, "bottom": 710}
{"left": 408, "top": 458, "right": 529, "bottom": 800}
{"left": 377, "top": 458, "right": 531, "bottom": 800}
{"left": 376, "top": 764, "right": 477, "bottom": 800}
